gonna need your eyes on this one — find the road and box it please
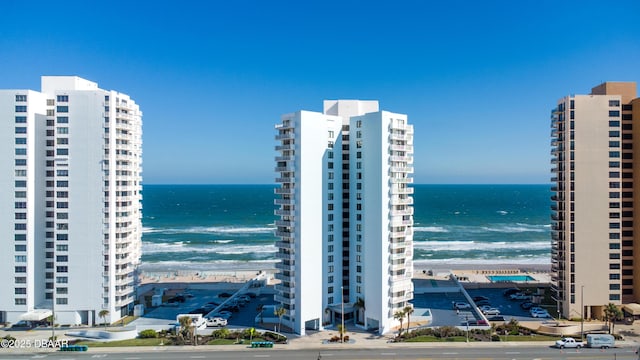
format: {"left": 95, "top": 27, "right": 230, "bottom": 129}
{"left": 1, "top": 346, "right": 639, "bottom": 359}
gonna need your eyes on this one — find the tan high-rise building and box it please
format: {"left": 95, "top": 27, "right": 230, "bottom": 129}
{"left": 551, "top": 82, "right": 640, "bottom": 320}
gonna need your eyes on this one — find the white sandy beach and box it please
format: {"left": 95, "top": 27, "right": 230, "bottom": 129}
{"left": 138, "top": 261, "right": 551, "bottom": 287}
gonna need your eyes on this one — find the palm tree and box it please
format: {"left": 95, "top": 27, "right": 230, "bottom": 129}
{"left": 274, "top": 307, "right": 286, "bottom": 333}
{"left": 337, "top": 324, "right": 346, "bottom": 343}
{"left": 98, "top": 310, "right": 109, "bottom": 329}
{"left": 256, "top": 304, "right": 264, "bottom": 324}
{"left": 603, "top": 303, "right": 622, "bottom": 335}
{"left": 403, "top": 305, "right": 414, "bottom": 333}
{"left": 393, "top": 310, "right": 405, "bottom": 337}
{"left": 178, "top": 316, "right": 194, "bottom": 345}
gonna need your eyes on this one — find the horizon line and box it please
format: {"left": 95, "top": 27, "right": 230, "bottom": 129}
{"left": 141, "top": 183, "right": 553, "bottom": 186}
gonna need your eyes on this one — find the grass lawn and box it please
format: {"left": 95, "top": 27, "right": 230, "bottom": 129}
{"left": 501, "top": 334, "right": 558, "bottom": 342}
{"left": 75, "top": 338, "right": 166, "bottom": 347}
{"left": 206, "top": 338, "right": 242, "bottom": 345}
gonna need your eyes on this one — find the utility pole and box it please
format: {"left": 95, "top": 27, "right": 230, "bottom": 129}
{"left": 580, "top": 285, "right": 584, "bottom": 341}
{"left": 341, "top": 286, "right": 345, "bottom": 343}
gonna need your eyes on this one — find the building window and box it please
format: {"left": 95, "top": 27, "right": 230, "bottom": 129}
{"left": 57, "top": 95, "right": 69, "bottom": 102}
{"left": 15, "top": 127, "right": 27, "bottom": 134}
{"left": 15, "top": 299, "right": 26, "bottom": 305}
{"left": 609, "top": 110, "right": 620, "bottom": 117}
{"left": 57, "top": 116, "right": 69, "bottom": 123}
{"left": 56, "top": 298, "right": 68, "bottom": 305}
{"left": 15, "top": 116, "right": 27, "bottom": 123}
{"left": 56, "top": 106, "right": 68, "bottom": 113}
{"left": 15, "top": 105, "right": 27, "bottom": 112}
{"left": 328, "top": 286, "right": 334, "bottom": 294}
{"left": 15, "top": 266, "right": 26, "bottom": 273}
{"left": 609, "top": 294, "right": 620, "bottom": 301}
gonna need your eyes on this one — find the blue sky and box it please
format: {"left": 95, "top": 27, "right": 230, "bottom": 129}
{"left": 1, "top": 0, "right": 639, "bottom": 184}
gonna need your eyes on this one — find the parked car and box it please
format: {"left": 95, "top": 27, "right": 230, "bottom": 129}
{"left": 218, "top": 292, "right": 233, "bottom": 298}
{"left": 554, "top": 337, "right": 584, "bottom": 349}
{"left": 530, "top": 308, "right": 550, "bottom": 318}
{"left": 454, "top": 302, "right": 471, "bottom": 310}
{"left": 237, "top": 294, "right": 251, "bottom": 302}
{"left": 510, "top": 292, "right": 531, "bottom": 300}
{"left": 205, "top": 317, "right": 228, "bottom": 327}
{"left": 520, "top": 301, "right": 536, "bottom": 310}
{"left": 478, "top": 305, "right": 492, "bottom": 312}
{"left": 476, "top": 300, "right": 491, "bottom": 307}
{"left": 482, "top": 308, "right": 501, "bottom": 316}
{"left": 487, "top": 315, "right": 506, "bottom": 322}
{"left": 503, "top": 288, "right": 521, "bottom": 297}
{"left": 473, "top": 296, "right": 489, "bottom": 302}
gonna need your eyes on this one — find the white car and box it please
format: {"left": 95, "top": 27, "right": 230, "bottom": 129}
{"left": 479, "top": 305, "right": 493, "bottom": 312}
{"left": 530, "top": 308, "right": 550, "bottom": 318}
{"left": 454, "top": 302, "right": 471, "bottom": 310}
{"left": 482, "top": 308, "right": 501, "bottom": 316}
{"left": 206, "top": 317, "right": 228, "bottom": 327}
{"left": 510, "top": 292, "right": 531, "bottom": 300}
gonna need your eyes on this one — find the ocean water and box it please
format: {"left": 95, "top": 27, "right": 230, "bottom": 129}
{"left": 141, "top": 184, "right": 551, "bottom": 271}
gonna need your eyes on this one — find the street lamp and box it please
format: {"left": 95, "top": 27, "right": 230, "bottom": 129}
{"left": 580, "top": 285, "right": 584, "bottom": 341}
{"left": 340, "top": 286, "right": 345, "bottom": 343}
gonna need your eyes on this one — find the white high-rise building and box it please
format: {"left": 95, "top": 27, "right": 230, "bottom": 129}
{"left": 0, "top": 76, "right": 142, "bottom": 326}
{"left": 274, "top": 100, "right": 414, "bottom": 335}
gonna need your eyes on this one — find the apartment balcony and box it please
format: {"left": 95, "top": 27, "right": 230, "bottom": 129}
{"left": 274, "top": 293, "right": 296, "bottom": 305}
{"left": 274, "top": 187, "right": 294, "bottom": 195}
{"left": 276, "top": 143, "right": 294, "bottom": 151}
{"left": 275, "top": 219, "right": 293, "bottom": 228}
{"left": 274, "top": 198, "right": 294, "bottom": 206}
{"left": 275, "top": 132, "right": 295, "bottom": 141}
{"left": 275, "top": 252, "right": 295, "bottom": 262}
{"left": 275, "top": 165, "right": 294, "bottom": 172}
{"left": 275, "top": 155, "right": 294, "bottom": 162}
{"left": 391, "top": 197, "right": 414, "bottom": 205}
{"left": 389, "top": 123, "right": 414, "bottom": 133}
{"left": 390, "top": 218, "right": 413, "bottom": 227}
{"left": 276, "top": 262, "right": 296, "bottom": 272}
{"left": 274, "top": 283, "right": 294, "bottom": 294}
{"left": 274, "top": 230, "right": 293, "bottom": 238}
{"left": 389, "top": 276, "right": 412, "bottom": 290}
{"left": 390, "top": 187, "right": 414, "bottom": 195}
{"left": 390, "top": 207, "right": 414, "bottom": 216}
{"left": 275, "top": 240, "right": 294, "bottom": 249}
{"left": 390, "top": 165, "right": 414, "bottom": 173}
{"left": 275, "top": 121, "right": 294, "bottom": 130}
{"left": 275, "top": 176, "right": 295, "bottom": 184}
{"left": 274, "top": 208, "right": 295, "bottom": 217}
{"left": 389, "top": 248, "right": 408, "bottom": 260}
{"left": 390, "top": 177, "right": 414, "bottom": 184}
{"left": 390, "top": 144, "right": 410, "bottom": 151}
{"left": 390, "top": 155, "right": 414, "bottom": 163}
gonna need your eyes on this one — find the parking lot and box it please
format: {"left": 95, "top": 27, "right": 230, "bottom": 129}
{"left": 133, "top": 286, "right": 277, "bottom": 332}
{"left": 411, "top": 284, "right": 554, "bottom": 329}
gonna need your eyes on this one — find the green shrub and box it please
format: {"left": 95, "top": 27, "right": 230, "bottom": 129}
{"left": 138, "top": 329, "right": 158, "bottom": 339}
{"left": 212, "top": 328, "right": 230, "bottom": 339}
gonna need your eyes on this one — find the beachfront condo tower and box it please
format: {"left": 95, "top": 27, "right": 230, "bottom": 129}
{"left": 0, "top": 76, "right": 142, "bottom": 326}
{"left": 551, "top": 82, "right": 640, "bottom": 321}
{"left": 274, "top": 100, "right": 414, "bottom": 335}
